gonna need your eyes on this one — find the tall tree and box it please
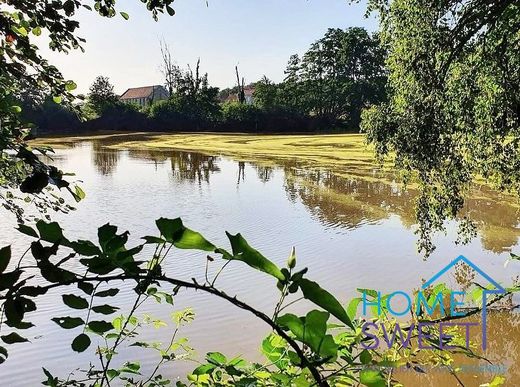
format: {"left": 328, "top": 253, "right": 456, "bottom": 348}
{"left": 160, "top": 59, "right": 220, "bottom": 123}
{"left": 362, "top": 0, "right": 520, "bottom": 255}
{"left": 86, "top": 75, "right": 119, "bottom": 116}
{"left": 281, "top": 54, "right": 305, "bottom": 114}
{"left": 254, "top": 76, "right": 278, "bottom": 111}
{"left": 159, "top": 40, "right": 179, "bottom": 97}
{"left": 235, "top": 65, "right": 246, "bottom": 104}
{"left": 282, "top": 28, "right": 387, "bottom": 125}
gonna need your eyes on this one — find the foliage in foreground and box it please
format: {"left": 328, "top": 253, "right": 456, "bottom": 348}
{"left": 1, "top": 0, "right": 177, "bottom": 221}
{"left": 362, "top": 0, "right": 520, "bottom": 256}
{"left": 0, "top": 218, "right": 516, "bottom": 386}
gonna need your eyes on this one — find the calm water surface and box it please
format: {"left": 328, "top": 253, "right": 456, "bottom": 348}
{"left": 1, "top": 136, "right": 519, "bottom": 386}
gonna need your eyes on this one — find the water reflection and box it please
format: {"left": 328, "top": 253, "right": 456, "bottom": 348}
{"left": 169, "top": 152, "right": 220, "bottom": 184}
{"left": 92, "top": 140, "right": 120, "bottom": 175}
{"left": 87, "top": 143, "right": 520, "bottom": 253}
{"left": 463, "top": 188, "right": 520, "bottom": 253}
{"left": 13, "top": 136, "right": 520, "bottom": 386}
{"left": 284, "top": 167, "right": 417, "bottom": 230}
{"left": 396, "top": 311, "right": 520, "bottom": 386}
{"left": 254, "top": 165, "right": 275, "bottom": 183}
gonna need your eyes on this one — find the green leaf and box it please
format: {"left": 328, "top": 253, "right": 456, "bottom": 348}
{"left": 53, "top": 96, "right": 62, "bottom": 104}
{"left": 6, "top": 320, "right": 34, "bottom": 330}
{"left": 206, "top": 352, "right": 227, "bottom": 366}
{"left": 71, "top": 240, "right": 100, "bottom": 256}
{"left": 80, "top": 257, "right": 116, "bottom": 275}
{"left": 106, "top": 369, "right": 120, "bottom": 379}
{"left": 71, "top": 333, "right": 90, "bottom": 353}
{"left": 98, "top": 224, "right": 118, "bottom": 248}
{"left": 17, "top": 224, "right": 38, "bottom": 238}
{"left": 9, "top": 106, "right": 22, "bottom": 114}
{"left": 3, "top": 296, "right": 24, "bottom": 323}
{"left": 32, "top": 26, "right": 42, "bottom": 36}
{"left": 222, "top": 232, "right": 284, "bottom": 281}
{"left": 192, "top": 363, "right": 216, "bottom": 375}
{"left": 0, "top": 270, "right": 21, "bottom": 292}
{"left": 122, "top": 361, "right": 141, "bottom": 374}
{"left": 92, "top": 305, "right": 119, "bottom": 315}
{"left": 359, "top": 349, "right": 372, "bottom": 365}
{"left": 0, "top": 346, "right": 8, "bottom": 364}
{"left": 112, "top": 316, "right": 123, "bottom": 331}
{"left": 277, "top": 311, "right": 338, "bottom": 359}
{"left": 36, "top": 221, "right": 65, "bottom": 243}
{"left": 19, "top": 285, "right": 48, "bottom": 297}
{"left": 88, "top": 320, "right": 114, "bottom": 335}
{"left": 71, "top": 185, "right": 85, "bottom": 202}
{"left": 62, "top": 294, "right": 89, "bottom": 309}
{"left": 357, "top": 288, "right": 378, "bottom": 299}
{"left": 1, "top": 332, "right": 28, "bottom": 344}
{"left": 11, "top": 25, "right": 28, "bottom": 37}
{"left": 142, "top": 236, "right": 166, "bottom": 244}
{"left": 120, "top": 11, "right": 130, "bottom": 20}
{"left": 155, "top": 218, "right": 215, "bottom": 251}
{"left": 175, "top": 229, "right": 215, "bottom": 251}
{"left": 156, "top": 218, "right": 184, "bottom": 239}
{"left": 261, "top": 334, "right": 289, "bottom": 370}
{"left": 299, "top": 279, "right": 353, "bottom": 328}
{"left": 162, "top": 292, "right": 174, "bottom": 305}
{"left": 347, "top": 297, "right": 362, "bottom": 321}
{"left": 77, "top": 282, "right": 95, "bottom": 295}
{"left": 95, "top": 288, "right": 119, "bottom": 297}
{"left": 42, "top": 368, "right": 58, "bottom": 386}
{"left": 360, "top": 369, "right": 386, "bottom": 387}
{"left": 166, "top": 5, "right": 175, "bottom": 16}
{"left": 52, "top": 317, "right": 85, "bottom": 329}
{"left": 65, "top": 81, "right": 77, "bottom": 92}
{"left": 0, "top": 246, "right": 11, "bottom": 274}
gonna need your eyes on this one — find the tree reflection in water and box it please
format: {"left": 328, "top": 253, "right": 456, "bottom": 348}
{"left": 92, "top": 140, "right": 120, "bottom": 176}
{"left": 88, "top": 141, "right": 520, "bottom": 254}
{"left": 169, "top": 151, "right": 220, "bottom": 184}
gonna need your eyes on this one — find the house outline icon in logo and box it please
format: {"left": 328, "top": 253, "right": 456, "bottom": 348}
{"left": 422, "top": 255, "right": 506, "bottom": 350}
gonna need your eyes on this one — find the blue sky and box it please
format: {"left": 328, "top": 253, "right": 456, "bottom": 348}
{"left": 39, "top": 0, "right": 377, "bottom": 95}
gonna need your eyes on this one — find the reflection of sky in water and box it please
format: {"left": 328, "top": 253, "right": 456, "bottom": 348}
{"left": 0, "top": 140, "right": 519, "bottom": 386}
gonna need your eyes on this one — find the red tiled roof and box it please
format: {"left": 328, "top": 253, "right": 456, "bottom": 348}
{"left": 120, "top": 86, "right": 160, "bottom": 99}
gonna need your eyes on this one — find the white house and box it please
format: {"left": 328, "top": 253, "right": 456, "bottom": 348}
{"left": 120, "top": 85, "right": 169, "bottom": 107}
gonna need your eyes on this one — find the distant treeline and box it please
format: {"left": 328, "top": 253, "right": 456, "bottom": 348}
{"left": 20, "top": 27, "right": 386, "bottom": 135}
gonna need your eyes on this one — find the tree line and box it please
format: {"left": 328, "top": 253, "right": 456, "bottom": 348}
{"left": 16, "top": 27, "right": 386, "bottom": 134}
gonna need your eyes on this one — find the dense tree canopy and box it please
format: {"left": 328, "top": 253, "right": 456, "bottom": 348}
{"left": 0, "top": 0, "right": 176, "bottom": 218}
{"left": 152, "top": 58, "right": 221, "bottom": 126}
{"left": 298, "top": 27, "right": 386, "bottom": 126}
{"left": 254, "top": 27, "right": 387, "bottom": 128}
{"left": 362, "top": 0, "right": 520, "bottom": 255}
{"left": 85, "top": 75, "right": 119, "bottom": 117}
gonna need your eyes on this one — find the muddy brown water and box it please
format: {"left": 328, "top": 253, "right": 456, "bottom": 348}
{"left": 1, "top": 137, "right": 519, "bottom": 386}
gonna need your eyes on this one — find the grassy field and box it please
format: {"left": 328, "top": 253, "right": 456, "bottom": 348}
{"left": 33, "top": 132, "right": 397, "bottom": 183}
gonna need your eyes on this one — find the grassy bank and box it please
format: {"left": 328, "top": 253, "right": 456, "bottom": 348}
{"left": 33, "top": 132, "right": 395, "bottom": 182}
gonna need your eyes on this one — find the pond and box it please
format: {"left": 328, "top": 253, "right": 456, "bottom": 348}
{"left": 1, "top": 133, "right": 519, "bottom": 386}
